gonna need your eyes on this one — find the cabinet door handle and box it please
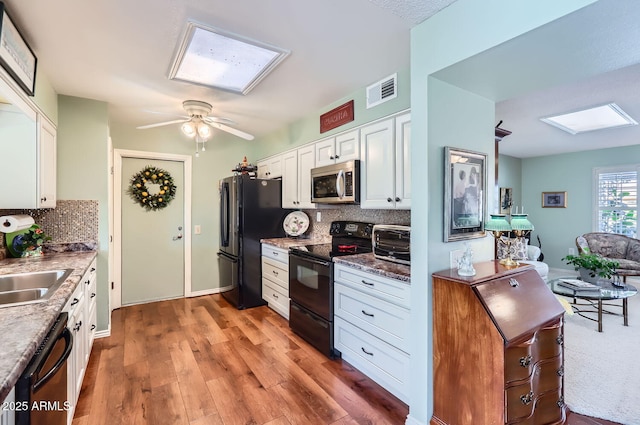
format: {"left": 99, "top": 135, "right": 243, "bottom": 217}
{"left": 520, "top": 391, "right": 534, "bottom": 405}
{"left": 335, "top": 155, "right": 339, "bottom": 159}
{"left": 91, "top": 324, "right": 96, "bottom": 331}
{"left": 90, "top": 267, "right": 96, "bottom": 273}
{"left": 71, "top": 298, "right": 79, "bottom": 306}
{"left": 395, "top": 197, "right": 400, "bottom": 202}
{"left": 361, "top": 280, "right": 375, "bottom": 287}
{"left": 361, "top": 310, "right": 375, "bottom": 317}
{"left": 387, "top": 197, "right": 393, "bottom": 202}
{"left": 85, "top": 280, "right": 91, "bottom": 285}
{"left": 509, "top": 278, "right": 520, "bottom": 287}
{"left": 519, "top": 355, "right": 532, "bottom": 367}
{"left": 91, "top": 293, "right": 96, "bottom": 298}
{"left": 329, "top": 155, "right": 334, "bottom": 160}
{"left": 361, "top": 347, "right": 374, "bottom": 356}
{"left": 41, "top": 197, "right": 47, "bottom": 202}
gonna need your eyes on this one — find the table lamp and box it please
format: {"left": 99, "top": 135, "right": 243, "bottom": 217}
{"left": 484, "top": 214, "right": 516, "bottom": 266}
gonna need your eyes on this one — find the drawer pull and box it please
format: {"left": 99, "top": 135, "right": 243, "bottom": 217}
{"left": 71, "top": 298, "right": 79, "bottom": 306}
{"left": 361, "top": 280, "right": 375, "bottom": 286}
{"left": 520, "top": 391, "right": 534, "bottom": 405}
{"left": 91, "top": 324, "right": 96, "bottom": 331}
{"left": 557, "top": 366, "right": 564, "bottom": 377}
{"left": 85, "top": 280, "right": 91, "bottom": 285}
{"left": 519, "top": 355, "right": 532, "bottom": 367}
{"left": 361, "top": 310, "right": 375, "bottom": 317}
{"left": 90, "top": 267, "right": 96, "bottom": 272}
{"left": 557, "top": 396, "right": 565, "bottom": 409}
{"left": 74, "top": 321, "right": 83, "bottom": 332}
{"left": 556, "top": 334, "right": 564, "bottom": 346}
{"left": 361, "top": 347, "right": 374, "bottom": 356}
{"left": 273, "top": 293, "right": 279, "bottom": 299}
{"left": 91, "top": 293, "right": 96, "bottom": 298}
{"left": 272, "top": 270, "right": 279, "bottom": 276}
{"left": 509, "top": 278, "right": 520, "bottom": 288}
{"left": 272, "top": 251, "right": 279, "bottom": 256}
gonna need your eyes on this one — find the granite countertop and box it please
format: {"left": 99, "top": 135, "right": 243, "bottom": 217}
{"left": 333, "top": 253, "right": 411, "bottom": 282}
{"left": 0, "top": 251, "right": 97, "bottom": 402}
{"left": 260, "top": 236, "right": 330, "bottom": 250}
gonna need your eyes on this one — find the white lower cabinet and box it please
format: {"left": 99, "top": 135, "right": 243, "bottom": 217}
{"left": 65, "top": 259, "right": 97, "bottom": 425}
{"left": 261, "top": 245, "right": 290, "bottom": 319}
{"left": 333, "top": 263, "right": 411, "bottom": 403}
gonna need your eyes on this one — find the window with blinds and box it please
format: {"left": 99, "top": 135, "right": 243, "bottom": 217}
{"left": 595, "top": 167, "right": 637, "bottom": 237}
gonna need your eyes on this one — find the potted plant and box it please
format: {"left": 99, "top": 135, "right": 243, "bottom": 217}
{"left": 562, "top": 253, "right": 619, "bottom": 282}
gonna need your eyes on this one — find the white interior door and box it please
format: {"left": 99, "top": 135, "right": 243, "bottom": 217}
{"left": 121, "top": 157, "right": 185, "bottom": 305}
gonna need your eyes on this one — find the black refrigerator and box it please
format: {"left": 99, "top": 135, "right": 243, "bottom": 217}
{"left": 217, "top": 174, "right": 290, "bottom": 309}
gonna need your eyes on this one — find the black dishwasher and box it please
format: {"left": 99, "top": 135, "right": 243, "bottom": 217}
{"left": 15, "top": 312, "right": 73, "bottom": 425}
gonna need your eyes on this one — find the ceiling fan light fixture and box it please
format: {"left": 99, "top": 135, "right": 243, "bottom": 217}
{"left": 197, "top": 122, "right": 211, "bottom": 139}
{"left": 169, "top": 22, "right": 290, "bottom": 95}
{"left": 181, "top": 121, "right": 197, "bottom": 138}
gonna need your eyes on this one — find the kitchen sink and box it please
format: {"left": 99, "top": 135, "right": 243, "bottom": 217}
{"left": 0, "top": 269, "right": 73, "bottom": 308}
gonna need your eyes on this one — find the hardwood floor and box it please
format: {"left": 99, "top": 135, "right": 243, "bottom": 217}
{"left": 72, "top": 294, "right": 622, "bottom": 425}
{"left": 72, "top": 295, "right": 409, "bottom": 425}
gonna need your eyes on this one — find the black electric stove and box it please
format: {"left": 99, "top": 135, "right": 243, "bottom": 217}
{"left": 289, "top": 221, "right": 374, "bottom": 261}
{"left": 288, "top": 221, "right": 374, "bottom": 358}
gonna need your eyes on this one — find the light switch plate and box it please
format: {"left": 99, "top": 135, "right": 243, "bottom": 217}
{"left": 194, "top": 225, "right": 201, "bottom": 235}
{"left": 316, "top": 212, "right": 322, "bottom": 222}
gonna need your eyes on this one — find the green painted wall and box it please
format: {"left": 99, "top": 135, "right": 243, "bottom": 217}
{"left": 253, "top": 68, "right": 410, "bottom": 158}
{"left": 498, "top": 154, "right": 523, "bottom": 211}
{"left": 409, "top": 1, "right": 596, "bottom": 422}
{"left": 57, "top": 96, "right": 110, "bottom": 331}
{"left": 522, "top": 144, "right": 640, "bottom": 270}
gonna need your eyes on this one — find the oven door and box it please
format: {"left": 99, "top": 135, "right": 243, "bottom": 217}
{"left": 289, "top": 252, "right": 333, "bottom": 321}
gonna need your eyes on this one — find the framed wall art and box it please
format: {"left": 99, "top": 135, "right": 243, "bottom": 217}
{"left": 0, "top": 3, "right": 37, "bottom": 96}
{"left": 444, "top": 147, "right": 487, "bottom": 242}
{"left": 500, "top": 187, "right": 513, "bottom": 215}
{"left": 542, "top": 191, "right": 567, "bottom": 208}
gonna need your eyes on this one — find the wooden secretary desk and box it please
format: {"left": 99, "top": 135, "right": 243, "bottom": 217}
{"left": 431, "top": 262, "right": 567, "bottom": 425}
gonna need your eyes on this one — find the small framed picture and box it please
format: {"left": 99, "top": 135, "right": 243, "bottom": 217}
{"left": 0, "top": 3, "right": 37, "bottom": 96}
{"left": 500, "top": 187, "right": 513, "bottom": 215}
{"left": 542, "top": 191, "right": 567, "bottom": 208}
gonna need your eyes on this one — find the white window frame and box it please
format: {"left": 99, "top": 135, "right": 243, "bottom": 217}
{"left": 592, "top": 164, "right": 639, "bottom": 237}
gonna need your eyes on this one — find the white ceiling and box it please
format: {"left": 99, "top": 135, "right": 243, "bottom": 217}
{"left": 435, "top": 0, "right": 640, "bottom": 158}
{"left": 1, "top": 0, "right": 455, "bottom": 140}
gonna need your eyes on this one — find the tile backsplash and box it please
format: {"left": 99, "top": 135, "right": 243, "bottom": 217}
{"left": 0, "top": 200, "right": 99, "bottom": 259}
{"left": 301, "top": 206, "right": 410, "bottom": 238}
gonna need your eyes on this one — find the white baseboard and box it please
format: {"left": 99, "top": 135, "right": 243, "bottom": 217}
{"left": 95, "top": 328, "right": 111, "bottom": 339}
{"left": 405, "top": 414, "right": 427, "bottom": 425}
{"left": 188, "top": 288, "right": 222, "bottom": 297}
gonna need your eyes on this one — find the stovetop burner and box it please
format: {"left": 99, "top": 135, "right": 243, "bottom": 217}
{"left": 289, "top": 221, "right": 374, "bottom": 261}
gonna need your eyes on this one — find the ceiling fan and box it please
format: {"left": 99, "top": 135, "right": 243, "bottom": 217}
{"left": 137, "top": 100, "right": 255, "bottom": 141}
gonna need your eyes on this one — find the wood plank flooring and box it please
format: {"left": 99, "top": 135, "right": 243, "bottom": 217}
{"left": 72, "top": 295, "right": 409, "bottom": 425}
{"left": 72, "top": 294, "right": 622, "bottom": 425}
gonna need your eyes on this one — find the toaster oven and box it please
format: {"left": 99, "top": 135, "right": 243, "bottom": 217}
{"left": 372, "top": 224, "right": 410, "bottom": 265}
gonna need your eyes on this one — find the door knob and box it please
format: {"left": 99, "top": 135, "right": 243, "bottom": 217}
{"left": 173, "top": 226, "right": 183, "bottom": 241}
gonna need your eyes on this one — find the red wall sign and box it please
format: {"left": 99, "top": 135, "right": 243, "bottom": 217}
{"left": 320, "top": 100, "right": 354, "bottom": 133}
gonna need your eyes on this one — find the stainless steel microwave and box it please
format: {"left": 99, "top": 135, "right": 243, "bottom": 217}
{"left": 310, "top": 160, "right": 360, "bottom": 204}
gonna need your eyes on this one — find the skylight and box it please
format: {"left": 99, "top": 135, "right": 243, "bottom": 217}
{"left": 540, "top": 103, "right": 638, "bottom": 134}
{"left": 169, "top": 22, "right": 290, "bottom": 95}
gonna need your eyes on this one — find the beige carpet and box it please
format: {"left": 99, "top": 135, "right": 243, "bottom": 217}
{"left": 560, "top": 277, "right": 640, "bottom": 425}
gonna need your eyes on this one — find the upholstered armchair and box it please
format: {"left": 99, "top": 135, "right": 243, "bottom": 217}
{"left": 496, "top": 237, "right": 549, "bottom": 281}
{"left": 576, "top": 232, "right": 640, "bottom": 281}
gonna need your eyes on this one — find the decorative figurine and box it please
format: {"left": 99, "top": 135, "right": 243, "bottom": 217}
{"left": 457, "top": 243, "right": 476, "bottom": 276}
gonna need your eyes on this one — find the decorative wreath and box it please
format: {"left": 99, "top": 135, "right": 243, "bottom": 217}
{"left": 127, "top": 165, "right": 177, "bottom": 211}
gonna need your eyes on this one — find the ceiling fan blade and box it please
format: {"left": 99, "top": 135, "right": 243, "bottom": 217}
{"left": 210, "top": 122, "right": 255, "bottom": 140}
{"left": 203, "top": 116, "right": 236, "bottom": 125}
{"left": 136, "top": 119, "right": 189, "bottom": 130}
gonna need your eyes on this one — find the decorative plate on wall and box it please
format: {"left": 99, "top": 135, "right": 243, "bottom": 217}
{"left": 283, "top": 211, "right": 309, "bottom": 237}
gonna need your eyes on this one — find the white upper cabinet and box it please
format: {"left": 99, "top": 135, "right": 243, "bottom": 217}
{"left": 315, "top": 129, "right": 360, "bottom": 167}
{"left": 0, "top": 71, "right": 57, "bottom": 209}
{"left": 282, "top": 145, "right": 316, "bottom": 209}
{"left": 257, "top": 154, "right": 283, "bottom": 179}
{"left": 38, "top": 115, "right": 57, "bottom": 208}
{"left": 360, "top": 113, "right": 411, "bottom": 209}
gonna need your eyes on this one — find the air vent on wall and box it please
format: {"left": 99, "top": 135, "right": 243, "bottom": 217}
{"left": 366, "top": 73, "right": 397, "bottom": 109}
